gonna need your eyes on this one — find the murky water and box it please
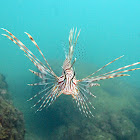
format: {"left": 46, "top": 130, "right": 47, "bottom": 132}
{"left": 0, "top": 0, "right": 140, "bottom": 139}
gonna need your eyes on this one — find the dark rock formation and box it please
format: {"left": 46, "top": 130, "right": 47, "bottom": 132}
{"left": 0, "top": 74, "right": 25, "bottom": 140}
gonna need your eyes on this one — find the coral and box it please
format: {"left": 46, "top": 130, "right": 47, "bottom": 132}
{"left": 0, "top": 74, "right": 25, "bottom": 140}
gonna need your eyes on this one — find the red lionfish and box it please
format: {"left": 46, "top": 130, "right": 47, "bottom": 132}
{"left": 1, "top": 28, "right": 140, "bottom": 118}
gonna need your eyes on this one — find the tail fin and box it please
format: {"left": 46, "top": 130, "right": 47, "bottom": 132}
{"left": 68, "top": 28, "right": 81, "bottom": 61}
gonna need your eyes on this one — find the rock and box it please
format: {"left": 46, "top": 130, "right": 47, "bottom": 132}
{"left": 110, "top": 113, "right": 137, "bottom": 139}
{"left": 0, "top": 73, "right": 25, "bottom": 140}
{"left": 0, "top": 74, "right": 7, "bottom": 89}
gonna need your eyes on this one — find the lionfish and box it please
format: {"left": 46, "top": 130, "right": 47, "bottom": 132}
{"left": 1, "top": 28, "right": 140, "bottom": 117}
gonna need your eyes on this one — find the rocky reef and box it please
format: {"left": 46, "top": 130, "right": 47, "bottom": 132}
{"left": 24, "top": 62, "right": 140, "bottom": 140}
{"left": 43, "top": 79, "right": 140, "bottom": 140}
{"left": 0, "top": 74, "right": 25, "bottom": 140}
{"left": 50, "top": 96, "right": 138, "bottom": 140}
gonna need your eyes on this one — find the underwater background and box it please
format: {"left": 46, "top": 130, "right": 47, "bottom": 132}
{"left": 0, "top": 0, "right": 140, "bottom": 139}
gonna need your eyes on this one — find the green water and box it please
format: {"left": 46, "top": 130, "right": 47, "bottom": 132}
{"left": 0, "top": 0, "right": 140, "bottom": 139}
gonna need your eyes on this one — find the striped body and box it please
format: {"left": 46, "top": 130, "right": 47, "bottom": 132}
{"left": 2, "top": 28, "right": 140, "bottom": 117}
{"left": 58, "top": 59, "right": 77, "bottom": 96}
{"left": 58, "top": 70, "right": 77, "bottom": 95}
